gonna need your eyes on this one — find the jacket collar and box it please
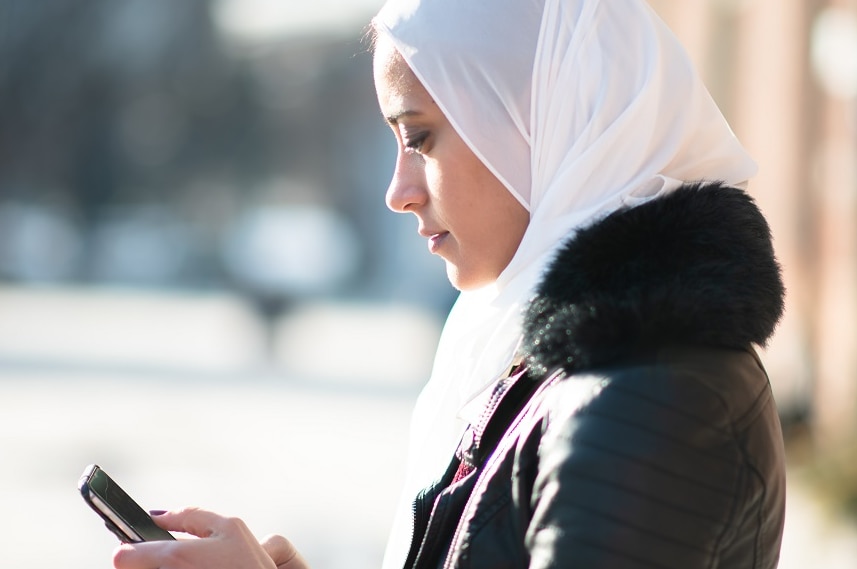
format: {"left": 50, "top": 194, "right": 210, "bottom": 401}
{"left": 522, "top": 182, "right": 785, "bottom": 377}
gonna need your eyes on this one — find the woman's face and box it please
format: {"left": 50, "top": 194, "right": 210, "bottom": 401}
{"left": 373, "top": 38, "right": 529, "bottom": 291}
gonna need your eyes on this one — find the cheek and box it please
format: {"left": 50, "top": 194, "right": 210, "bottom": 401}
{"left": 429, "top": 152, "right": 480, "bottom": 198}
{"left": 422, "top": 159, "right": 447, "bottom": 199}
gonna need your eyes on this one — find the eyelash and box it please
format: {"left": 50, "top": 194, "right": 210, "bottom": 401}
{"left": 403, "top": 133, "right": 428, "bottom": 154}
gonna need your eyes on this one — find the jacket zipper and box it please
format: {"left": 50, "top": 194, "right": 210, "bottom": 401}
{"left": 404, "top": 481, "right": 445, "bottom": 569}
{"left": 442, "top": 371, "right": 564, "bottom": 569}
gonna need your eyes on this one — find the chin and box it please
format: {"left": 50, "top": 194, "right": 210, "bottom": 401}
{"left": 445, "top": 263, "right": 496, "bottom": 292}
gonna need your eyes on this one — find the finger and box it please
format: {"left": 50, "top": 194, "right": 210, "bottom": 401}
{"left": 260, "top": 534, "right": 296, "bottom": 565}
{"left": 279, "top": 550, "right": 311, "bottom": 569}
{"left": 148, "top": 507, "right": 236, "bottom": 538}
{"left": 261, "top": 535, "right": 311, "bottom": 569}
{"left": 112, "top": 541, "right": 173, "bottom": 569}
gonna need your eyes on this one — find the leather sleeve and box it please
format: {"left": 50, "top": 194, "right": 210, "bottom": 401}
{"left": 523, "top": 365, "right": 780, "bottom": 569}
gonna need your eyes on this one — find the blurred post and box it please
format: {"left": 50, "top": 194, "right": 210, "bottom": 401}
{"left": 808, "top": 0, "right": 857, "bottom": 446}
{"left": 730, "top": 0, "right": 820, "bottom": 437}
{"left": 652, "top": 0, "right": 857, "bottom": 448}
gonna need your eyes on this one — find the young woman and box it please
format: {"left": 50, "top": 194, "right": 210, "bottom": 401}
{"left": 111, "top": 1, "right": 786, "bottom": 568}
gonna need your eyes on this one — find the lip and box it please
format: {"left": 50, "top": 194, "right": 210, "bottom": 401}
{"left": 419, "top": 228, "right": 449, "bottom": 254}
{"left": 427, "top": 232, "right": 449, "bottom": 253}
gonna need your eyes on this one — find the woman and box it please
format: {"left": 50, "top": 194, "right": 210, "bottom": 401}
{"left": 112, "top": 0, "right": 786, "bottom": 568}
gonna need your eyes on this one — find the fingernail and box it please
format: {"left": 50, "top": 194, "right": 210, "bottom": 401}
{"left": 149, "top": 510, "right": 168, "bottom": 516}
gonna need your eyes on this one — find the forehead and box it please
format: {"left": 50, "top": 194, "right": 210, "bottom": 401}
{"left": 372, "top": 35, "right": 428, "bottom": 112}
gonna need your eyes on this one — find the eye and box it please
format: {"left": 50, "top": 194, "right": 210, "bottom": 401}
{"left": 402, "top": 131, "right": 429, "bottom": 155}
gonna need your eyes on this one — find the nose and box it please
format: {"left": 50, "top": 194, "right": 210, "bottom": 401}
{"left": 385, "top": 151, "right": 427, "bottom": 213}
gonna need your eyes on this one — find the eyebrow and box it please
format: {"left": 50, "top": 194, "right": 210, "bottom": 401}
{"left": 384, "top": 109, "right": 424, "bottom": 125}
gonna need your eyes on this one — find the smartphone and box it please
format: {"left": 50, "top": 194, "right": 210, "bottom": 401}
{"left": 78, "top": 464, "right": 175, "bottom": 543}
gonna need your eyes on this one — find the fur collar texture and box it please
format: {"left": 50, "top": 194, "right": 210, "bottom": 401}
{"left": 522, "top": 182, "right": 785, "bottom": 377}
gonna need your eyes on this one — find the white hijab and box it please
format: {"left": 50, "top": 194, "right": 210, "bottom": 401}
{"left": 374, "top": 1, "right": 757, "bottom": 567}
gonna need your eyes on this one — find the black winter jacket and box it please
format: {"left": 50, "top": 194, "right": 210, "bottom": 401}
{"left": 403, "top": 182, "right": 787, "bottom": 569}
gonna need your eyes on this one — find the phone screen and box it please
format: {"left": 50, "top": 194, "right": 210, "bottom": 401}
{"left": 79, "top": 464, "right": 175, "bottom": 542}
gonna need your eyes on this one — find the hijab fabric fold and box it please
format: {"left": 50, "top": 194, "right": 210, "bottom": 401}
{"left": 373, "top": 2, "right": 757, "bottom": 567}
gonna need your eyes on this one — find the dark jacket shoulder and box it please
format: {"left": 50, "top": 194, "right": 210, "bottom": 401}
{"left": 513, "top": 346, "right": 785, "bottom": 569}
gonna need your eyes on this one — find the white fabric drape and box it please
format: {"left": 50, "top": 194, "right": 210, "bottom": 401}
{"left": 373, "top": 1, "right": 757, "bottom": 567}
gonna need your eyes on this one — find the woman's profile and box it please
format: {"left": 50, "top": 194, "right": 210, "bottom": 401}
{"left": 110, "top": 1, "right": 787, "bottom": 568}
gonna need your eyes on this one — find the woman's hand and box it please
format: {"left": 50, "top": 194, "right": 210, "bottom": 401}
{"left": 112, "top": 508, "right": 311, "bottom": 569}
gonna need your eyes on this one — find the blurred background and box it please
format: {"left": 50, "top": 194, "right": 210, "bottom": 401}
{"left": 0, "top": 0, "right": 855, "bottom": 567}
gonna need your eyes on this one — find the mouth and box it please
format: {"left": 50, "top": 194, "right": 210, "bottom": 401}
{"left": 423, "top": 231, "right": 449, "bottom": 254}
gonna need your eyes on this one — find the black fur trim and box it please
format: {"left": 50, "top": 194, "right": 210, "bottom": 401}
{"left": 522, "top": 182, "right": 785, "bottom": 377}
